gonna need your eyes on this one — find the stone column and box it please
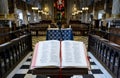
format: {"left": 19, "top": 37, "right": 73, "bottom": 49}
{"left": 48, "top": 0, "right": 54, "bottom": 21}
{"left": 0, "top": 0, "right": 8, "bottom": 14}
{"left": 67, "top": 0, "right": 73, "bottom": 24}
{"left": 112, "top": 0, "right": 120, "bottom": 18}
{"left": 13, "top": 0, "right": 19, "bottom": 28}
{"left": 104, "top": 0, "right": 111, "bottom": 18}
{"left": 22, "top": 10, "right": 28, "bottom": 25}
{"left": 29, "top": 11, "right": 35, "bottom": 23}
{"left": 85, "top": 11, "right": 89, "bottom": 23}
{"left": 92, "top": 0, "right": 95, "bottom": 19}
{"left": 81, "top": 12, "right": 85, "bottom": 22}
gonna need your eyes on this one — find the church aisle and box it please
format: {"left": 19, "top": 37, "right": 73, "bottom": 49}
{"left": 7, "top": 52, "right": 112, "bottom": 78}
{"left": 7, "top": 36, "right": 112, "bottom": 78}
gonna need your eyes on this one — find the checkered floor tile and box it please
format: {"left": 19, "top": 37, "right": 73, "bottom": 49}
{"left": 7, "top": 52, "right": 112, "bottom": 78}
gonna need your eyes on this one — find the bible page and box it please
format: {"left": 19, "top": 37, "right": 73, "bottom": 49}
{"left": 34, "top": 40, "right": 60, "bottom": 68}
{"left": 61, "top": 40, "right": 88, "bottom": 68}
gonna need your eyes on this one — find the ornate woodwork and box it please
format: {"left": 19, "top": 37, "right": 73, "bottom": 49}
{"left": 88, "top": 34, "right": 120, "bottom": 78}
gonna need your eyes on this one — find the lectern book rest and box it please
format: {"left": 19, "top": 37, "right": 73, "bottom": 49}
{"left": 30, "top": 40, "right": 89, "bottom": 69}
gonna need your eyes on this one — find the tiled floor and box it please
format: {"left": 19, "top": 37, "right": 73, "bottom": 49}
{"left": 7, "top": 36, "right": 112, "bottom": 78}
{"left": 7, "top": 52, "right": 112, "bottom": 78}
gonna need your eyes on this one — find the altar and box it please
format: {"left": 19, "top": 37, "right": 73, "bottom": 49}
{"left": 46, "top": 28, "right": 73, "bottom": 40}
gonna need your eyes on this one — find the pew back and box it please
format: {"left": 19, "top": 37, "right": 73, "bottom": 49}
{"left": 0, "top": 33, "right": 32, "bottom": 78}
{"left": 88, "top": 34, "right": 120, "bottom": 78}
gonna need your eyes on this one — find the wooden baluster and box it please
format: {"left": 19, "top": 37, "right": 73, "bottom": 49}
{"left": 23, "top": 38, "right": 26, "bottom": 54}
{"left": 112, "top": 52, "right": 116, "bottom": 72}
{"left": 96, "top": 40, "right": 100, "bottom": 58}
{"left": 0, "top": 52, "right": 5, "bottom": 77}
{"left": 113, "top": 54, "right": 119, "bottom": 77}
{"left": 15, "top": 44, "right": 19, "bottom": 60}
{"left": 9, "top": 47, "right": 12, "bottom": 67}
{"left": 95, "top": 39, "right": 98, "bottom": 56}
{"left": 24, "top": 39, "right": 26, "bottom": 52}
{"left": 20, "top": 40, "right": 23, "bottom": 56}
{"left": 104, "top": 46, "right": 108, "bottom": 63}
{"left": 106, "top": 48, "right": 110, "bottom": 66}
{"left": 101, "top": 43, "right": 104, "bottom": 61}
{"left": 17, "top": 42, "right": 21, "bottom": 60}
{"left": 97, "top": 40, "right": 100, "bottom": 57}
{"left": 22, "top": 39, "right": 25, "bottom": 55}
{"left": 13, "top": 45, "right": 17, "bottom": 63}
{"left": 102, "top": 43, "right": 105, "bottom": 62}
{"left": 22, "top": 39, "right": 25, "bottom": 54}
{"left": 6, "top": 49, "right": 11, "bottom": 69}
{"left": 99, "top": 41, "right": 102, "bottom": 59}
{"left": 17, "top": 43, "right": 21, "bottom": 59}
{"left": 25, "top": 37, "right": 28, "bottom": 52}
{"left": 2, "top": 50, "right": 8, "bottom": 73}
{"left": 14, "top": 45, "right": 19, "bottom": 60}
{"left": 9, "top": 46, "right": 13, "bottom": 66}
{"left": 102, "top": 44, "right": 105, "bottom": 62}
{"left": 19, "top": 41, "right": 22, "bottom": 57}
{"left": 0, "top": 53, "right": 3, "bottom": 78}
{"left": 108, "top": 48, "right": 112, "bottom": 68}
{"left": 11, "top": 46, "right": 15, "bottom": 65}
{"left": 94, "top": 39, "right": 97, "bottom": 55}
{"left": 109, "top": 52, "right": 115, "bottom": 71}
{"left": 117, "top": 57, "right": 120, "bottom": 78}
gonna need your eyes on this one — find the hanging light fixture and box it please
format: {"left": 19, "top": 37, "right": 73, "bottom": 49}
{"left": 32, "top": 7, "right": 38, "bottom": 10}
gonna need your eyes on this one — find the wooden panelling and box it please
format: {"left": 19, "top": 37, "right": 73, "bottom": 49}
{"left": 88, "top": 34, "right": 120, "bottom": 78}
{"left": 0, "top": 32, "right": 32, "bottom": 78}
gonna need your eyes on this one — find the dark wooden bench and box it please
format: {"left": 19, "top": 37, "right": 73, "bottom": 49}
{"left": 90, "top": 28, "right": 120, "bottom": 45}
{"left": 70, "top": 24, "right": 89, "bottom": 36}
{"left": 88, "top": 34, "right": 120, "bottom": 78}
{"left": 0, "top": 33, "right": 32, "bottom": 78}
{"left": 0, "top": 28, "right": 29, "bottom": 44}
{"left": 30, "top": 24, "right": 48, "bottom": 36}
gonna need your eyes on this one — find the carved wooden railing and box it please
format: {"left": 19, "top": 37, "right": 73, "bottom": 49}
{"left": 0, "top": 33, "right": 32, "bottom": 78}
{"left": 88, "top": 34, "right": 120, "bottom": 78}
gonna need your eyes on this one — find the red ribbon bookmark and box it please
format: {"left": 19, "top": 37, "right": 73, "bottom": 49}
{"left": 59, "top": 41, "right": 62, "bottom": 78}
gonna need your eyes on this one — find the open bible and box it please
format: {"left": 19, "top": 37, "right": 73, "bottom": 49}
{"left": 30, "top": 40, "right": 89, "bottom": 69}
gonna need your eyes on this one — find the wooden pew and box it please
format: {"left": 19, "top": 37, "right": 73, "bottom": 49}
{"left": 0, "top": 28, "right": 29, "bottom": 44}
{"left": 0, "top": 33, "right": 32, "bottom": 78}
{"left": 0, "top": 27, "right": 10, "bottom": 44}
{"left": 69, "top": 20, "right": 89, "bottom": 36}
{"left": 30, "top": 23, "right": 49, "bottom": 36}
{"left": 88, "top": 34, "right": 120, "bottom": 78}
{"left": 109, "top": 28, "right": 120, "bottom": 45}
{"left": 90, "top": 28, "right": 120, "bottom": 45}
